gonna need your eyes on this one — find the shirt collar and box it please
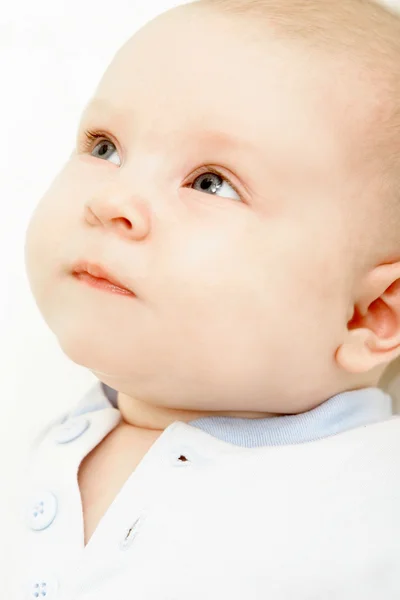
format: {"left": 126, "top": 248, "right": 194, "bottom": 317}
{"left": 70, "top": 381, "right": 393, "bottom": 448}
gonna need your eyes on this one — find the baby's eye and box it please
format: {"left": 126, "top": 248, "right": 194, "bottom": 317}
{"left": 82, "top": 130, "right": 242, "bottom": 202}
{"left": 90, "top": 138, "right": 121, "bottom": 166}
{"left": 189, "top": 169, "right": 241, "bottom": 202}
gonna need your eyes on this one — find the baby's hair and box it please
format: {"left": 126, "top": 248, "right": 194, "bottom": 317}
{"left": 193, "top": 0, "right": 400, "bottom": 270}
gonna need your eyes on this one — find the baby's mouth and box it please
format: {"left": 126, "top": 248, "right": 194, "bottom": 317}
{"left": 72, "top": 261, "right": 136, "bottom": 297}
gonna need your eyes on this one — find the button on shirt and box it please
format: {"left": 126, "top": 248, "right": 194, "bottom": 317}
{"left": 18, "top": 381, "right": 400, "bottom": 599}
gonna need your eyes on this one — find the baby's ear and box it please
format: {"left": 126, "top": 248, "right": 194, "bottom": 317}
{"left": 336, "top": 262, "right": 400, "bottom": 374}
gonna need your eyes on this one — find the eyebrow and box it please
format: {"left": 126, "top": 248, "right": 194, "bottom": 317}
{"left": 81, "top": 98, "right": 131, "bottom": 125}
{"left": 82, "top": 98, "right": 262, "bottom": 156}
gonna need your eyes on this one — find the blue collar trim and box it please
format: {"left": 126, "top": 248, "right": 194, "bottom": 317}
{"left": 70, "top": 381, "right": 393, "bottom": 448}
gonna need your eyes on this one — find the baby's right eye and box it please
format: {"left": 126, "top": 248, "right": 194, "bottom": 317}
{"left": 82, "top": 130, "right": 121, "bottom": 165}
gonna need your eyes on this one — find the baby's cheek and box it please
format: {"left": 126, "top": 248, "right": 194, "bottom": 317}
{"left": 25, "top": 204, "right": 51, "bottom": 294}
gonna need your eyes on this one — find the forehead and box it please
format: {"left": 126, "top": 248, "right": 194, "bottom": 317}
{"left": 82, "top": 97, "right": 266, "bottom": 158}
{"left": 83, "top": 7, "right": 366, "bottom": 173}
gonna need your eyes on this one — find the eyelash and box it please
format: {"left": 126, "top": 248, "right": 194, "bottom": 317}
{"left": 80, "top": 128, "right": 244, "bottom": 201}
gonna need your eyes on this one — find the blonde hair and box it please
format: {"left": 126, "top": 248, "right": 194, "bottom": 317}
{"left": 195, "top": 0, "right": 400, "bottom": 269}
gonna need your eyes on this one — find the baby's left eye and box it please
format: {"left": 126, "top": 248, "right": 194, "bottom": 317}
{"left": 189, "top": 170, "right": 241, "bottom": 201}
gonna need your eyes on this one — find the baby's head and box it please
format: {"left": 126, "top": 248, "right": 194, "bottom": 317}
{"left": 24, "top": 0, "right": 400, "bottom": 419}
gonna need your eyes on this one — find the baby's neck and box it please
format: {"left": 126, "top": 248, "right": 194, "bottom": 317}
{"left": 117, "top": 391, "right": 278, "bottom": 431}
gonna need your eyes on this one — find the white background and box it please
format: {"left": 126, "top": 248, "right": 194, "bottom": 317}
{"left": 1, "top": 0, "right": 400, "bottom": 596}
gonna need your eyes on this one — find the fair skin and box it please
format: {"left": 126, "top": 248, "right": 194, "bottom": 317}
{"left": 25, "top": 3, "right": 400, "bottom": 438}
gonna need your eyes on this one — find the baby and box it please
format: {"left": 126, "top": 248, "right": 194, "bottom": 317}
{"left": 18, "top": 0, "right": 400, "bottom": 598}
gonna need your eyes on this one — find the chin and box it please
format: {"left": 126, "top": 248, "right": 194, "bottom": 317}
{"left": 55, "top": 330, "right": 123, "bottom": 376}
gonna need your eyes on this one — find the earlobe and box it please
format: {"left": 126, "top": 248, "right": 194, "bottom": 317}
{"left": 335, "top": 263, "right": 400, "bottom": 375}
{"left": 336, "top": 328, "right": 400, "bottom": 374}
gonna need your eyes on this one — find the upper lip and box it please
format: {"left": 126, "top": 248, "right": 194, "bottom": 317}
{"left": 72, "top": 260, "right": 133, "bottom": 293}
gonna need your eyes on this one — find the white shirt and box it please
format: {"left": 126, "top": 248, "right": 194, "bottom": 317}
{"left": 17, "top": 381, "right": 400, "bottom": 599}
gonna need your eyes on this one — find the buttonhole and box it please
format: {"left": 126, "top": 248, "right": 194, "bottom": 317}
{"left": 124, "top": 516, "right": 141, "bottom": 541}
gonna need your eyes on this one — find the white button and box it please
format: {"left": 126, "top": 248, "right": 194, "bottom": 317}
{"left": 53, "top": 416, "right": 90, "bottom": 443}
{"left": 26, "top": 491, "right": 58, "bottom": 531}
{"left": 25, "top": 574, "right": 59, "bottom": 598}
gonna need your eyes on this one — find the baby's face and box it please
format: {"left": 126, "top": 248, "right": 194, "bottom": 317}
{"left": 25, "top": 4, "right": 370, "bottom": 414}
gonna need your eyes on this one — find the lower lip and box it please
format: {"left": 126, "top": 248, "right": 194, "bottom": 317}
{"left": 74, "top": 272, "right": 136, "bottom": 297}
